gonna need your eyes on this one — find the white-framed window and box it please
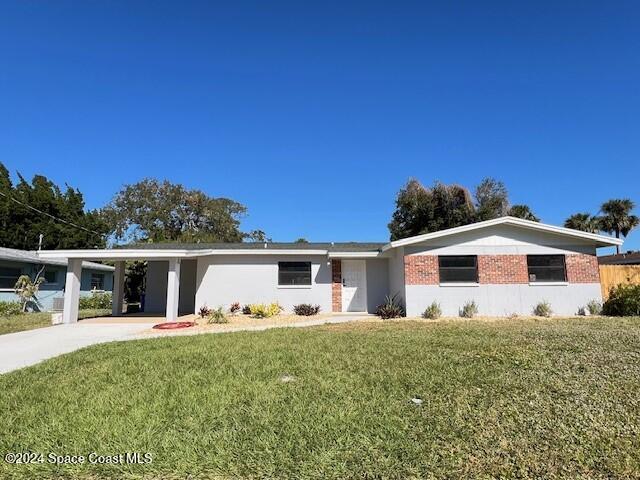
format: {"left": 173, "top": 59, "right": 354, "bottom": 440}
{"left": 527, "top": 255, "right": 567, "bottom": 282}
{"left": 438, "top": 256, "right": 478, "bottom": 283}
{"left": 278, "top": 262, "right": 312, "bottom": 286}
{"left": 90, "top": 273, "right": 105, "bottom": 290}
{"left": 0, "top": 267, "right": 21, "bottom": 289}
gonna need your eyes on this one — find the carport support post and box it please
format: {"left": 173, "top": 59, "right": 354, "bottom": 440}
{"left": 62, "top": 258, "right": 81, "bottom": 324}
{"left": 166, "top": 258, "right": 181, "bottom": 322}
{"left": 112, "top": 261, "right": 125, "bottom": 317}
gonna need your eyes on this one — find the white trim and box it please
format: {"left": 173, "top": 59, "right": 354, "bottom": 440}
{"left": 439, "top": 282, "right": 480, "bottom": 287}
{"left": 382, "top": 216, "right": 623, "bottom": 251}
{"left": 327, "top": 251, "right": 380, "bottom": 258}
{"left": 277, "top": 285, "right": 312, "bottom": 289}
{"left": 37, "top": 248, "right": 329, "bottom": 260}
{"left": 528, "top": 282, "right": 569, "bottom": 286}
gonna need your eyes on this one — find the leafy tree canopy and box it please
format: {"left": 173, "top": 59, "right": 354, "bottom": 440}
{"left": 564, "top": 213, "right": 600, "bottom": 234}
{"left": 102, "top": 179, "right": 252, "bottom": 244}
{"left": 388, "top": 177, "right": 538, "bottom": 240}
{"left": 0, "top": 162, "right": 107, "bottom": 250}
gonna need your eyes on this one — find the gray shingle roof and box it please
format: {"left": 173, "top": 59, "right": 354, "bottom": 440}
{"left": 0, "top": 247, "right": 114, "bottom": 271}
{"left": 117, "top": 242, "right": 386, "bottom": 253}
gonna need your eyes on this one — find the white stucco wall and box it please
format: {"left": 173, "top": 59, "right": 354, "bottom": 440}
{"left": 365, "top": 258, "right": 390, "bottom": 312}
{"left": 144, "top": 260, "right": 197, "bottom": 314}
{"left": 195, "top": 255, "right": 332, "bottom": 313}
{"left": 387, "top": 247, "right": 406, "bottom": 306}
{"left": 403, "top": 224, "right": 603, "bottom": 317}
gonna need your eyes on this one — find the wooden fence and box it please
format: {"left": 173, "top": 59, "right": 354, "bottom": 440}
{"left": 599, "top": 265, "right": 640, "bottom": 299}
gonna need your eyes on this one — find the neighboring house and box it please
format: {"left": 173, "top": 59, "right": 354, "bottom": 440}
{"left": 598, "top": 251, "right": 640, "bottom": 265}
{"left": 37, "top": 216, "right": 621, "bottom": 323}
{"left": 0, "top": 247, "right": 114, "bottom": 311}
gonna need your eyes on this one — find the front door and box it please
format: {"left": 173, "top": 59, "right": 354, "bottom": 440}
{"left": 342, "top": 260, "right": 367, "bottom": 312}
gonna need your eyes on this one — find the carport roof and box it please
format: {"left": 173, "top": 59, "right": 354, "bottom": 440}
{"left": 117, "top": 242, "right": 386, "bottom": 252}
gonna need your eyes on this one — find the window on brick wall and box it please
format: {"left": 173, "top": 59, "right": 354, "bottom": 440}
{"left": 438, "top": 256, "right": 478, "bottom": 283}
{"left": 527, "top": 255, "right": 566, "bottom": 282}
{"left": 278, "top": 262, "right": 312, "bottom": 286}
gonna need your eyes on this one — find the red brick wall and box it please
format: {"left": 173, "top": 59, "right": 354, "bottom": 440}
{"left": 477, "top": 255, "right": 528, "bottom": 284}
{"left": 331, "top": 260, "right": 342, "bottom": 312}
{"left": 404, "top": 255, "right": 439, "bottom": 285}
{"left": 566, "top": 254, "right": 600, "bottom": 283}
{"left": 403, "top": 253, "right": 599, "bottom": 285}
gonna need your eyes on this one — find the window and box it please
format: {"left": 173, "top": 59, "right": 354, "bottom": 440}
{"left": 91, "top": 273, "right": 105, "bottom": 290}
{"left": 438, "top": 256, "right": 478, "bottom": 283}
{"left": 0, "top": 267, "right": 21, "bottom": 289}
{"left": 44, "top": 270, "right": 57, "bottom": 284}
{"left": 527, "top": 255, "right": 566, "bottom": 282}
{"left": 278, "top": 262, "right": 311, "bottom": 286}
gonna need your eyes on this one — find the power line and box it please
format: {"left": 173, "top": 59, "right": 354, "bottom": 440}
{"left": 0, "top": 190, "right": 105, "bottom": 237}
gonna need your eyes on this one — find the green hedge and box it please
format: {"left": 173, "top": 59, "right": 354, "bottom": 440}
{"left": 602, "top": 284, "right": 640, "bottom": 317}
{"left": 79, "top": 292, "right": 112, "bottom": 310}
{"left": 0, "top": 301, "right": 23, "bottom": 316}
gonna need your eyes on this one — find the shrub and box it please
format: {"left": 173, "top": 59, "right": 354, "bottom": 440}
{"left": 249, "top": 302, "right": 283, "bottom": 318}
{"left": 376, "top": 294, "right": 405, "bottom": 319}
{"left": 242, "top": 305, "right": 252, "bottom": 315}
{"left": 198, "top": 305, "right": 211, "bottom": 318}
{"left": 293, "top": 304, "right": 321, "bottom": 316}
{"left": 459, "top": 300, "right": 478, "bottom": 318}
{"left": 586, "top": 299, "right": 602, "bottom": 316}
{"left": 602, "top": 284, "right": 640, "bottom": 316}
{"left": 422, "top": 302, "right": 441, "bottom": 320}
{"left": 533, "top": 301, "right": 553, "bottom": 317}
{"left": 229, "top": 302, "right": 241, "bottom": 314}
{"left": 577, "top": 306, "right": 587, "bottom": 316}
{"left": 0, "top": 301, "right": 23, "bottom": 316}
{"left": 207, "top": 306, "right": 228, "bottom": 324}
{"left": 79, "top": 292, "right": 112, "bottom": 310}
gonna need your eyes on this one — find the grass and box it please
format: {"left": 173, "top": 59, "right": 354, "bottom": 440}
{"left": 0, "top": 309, "right": 111, "bottom": 336}
{"left": 1, "top": 317, "right": 640, "bottom": 479}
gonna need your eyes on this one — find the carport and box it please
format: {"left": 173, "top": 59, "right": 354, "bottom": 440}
{"left": 37, "top": 249, "right": 200, "bottom": 324}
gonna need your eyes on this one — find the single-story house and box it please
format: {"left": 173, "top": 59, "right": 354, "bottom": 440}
{"left": 0, "top": 247, "right": 114, "bottom": 311}
{"left": 598, "top": 251, "right": 640, "bottom": 265}
{"left": 36, "top": 216, "right": 622, "bottom": 323}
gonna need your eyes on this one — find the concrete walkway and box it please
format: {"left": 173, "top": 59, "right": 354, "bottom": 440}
{"left": 0, "top": 314, "right": 370, "bottom": 375}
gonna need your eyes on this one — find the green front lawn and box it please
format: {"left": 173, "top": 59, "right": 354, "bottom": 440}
{"left": 0, "top": 309, "right": 111, "bottom": 336}
{"left": 1, "top": 317, "right": 639, "bottom": 479}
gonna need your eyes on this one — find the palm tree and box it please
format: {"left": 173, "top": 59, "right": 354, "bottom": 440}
{"left": 599, "top": 199, "right": 639, "bottom": 254}
{"left": 508, "top": 204, "right": 539, "bottom": 222}
{"left": 564, "top": 213, "right": 600, "bottom": 234}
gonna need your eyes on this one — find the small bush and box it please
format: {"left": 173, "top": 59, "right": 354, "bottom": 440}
{"left": 242, "top": 305, "right": 251, "bottom": 315}
{"left": 198, "top": 305, "right": 211, "bottom": 318}
{"left": 376, "top": 294, "right": 405, "bottom": 319}
{"left": 249, "top": 302, "right": 283, "bottom": 318}
{"left": 229, "top": 302, "right": 241, "bottom": 314}
{"left": 533, "top": 301, "right": 553, "bottom": 317}
{"left": 79, "top": 292, "right": 112, "bottom": 310}
{"left": 207, "top": 306, "right": 229, "bottom": 324}
{"left": 422, "top": 302, "right": 441, "bottom": 320}
{"left": 0, "top": 301, "right": 23, "bottom": 316}
{"left": 577, "top": 307, "right": 587, "bottom": 316}
{"left": 586, "top": 299, "right": 602, "bottom": 316}
{"left": 459, "top": 300, "right": 478, "bottom": 318}
{"left": 293, "top": 304, "right": 321, "bottom": 316}
{"left": 602, "top": 284, "right": 640, "bottom": 316}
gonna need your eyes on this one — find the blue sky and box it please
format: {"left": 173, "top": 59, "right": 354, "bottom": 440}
{"left": 0, "top": 1, "right": 638, "bottom": 253}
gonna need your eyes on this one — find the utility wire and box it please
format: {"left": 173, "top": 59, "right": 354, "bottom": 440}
{"left": 0, "top": 190, "right": 105, "bottom": 237}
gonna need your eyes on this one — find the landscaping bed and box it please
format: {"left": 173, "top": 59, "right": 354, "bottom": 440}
{"left": 1, "top": 316, "right": 639, "bottom": 478}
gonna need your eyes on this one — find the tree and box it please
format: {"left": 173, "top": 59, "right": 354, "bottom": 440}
{"left": 388, "top": 179, "right": 474, "bottom": 240}
{"left": 0, "top": 162, "right": 107, "bottom": 250}
{"left": 599, "top": 199, "right": 639, "bottom": 254}
{"left": 294, "top": 238, "right": 309, "bottom": 243}
{"left": 14, "top": 269, "right": 45, "bottom": 312}
{"left": 508, "top": 205, "right": 540, "bottom": 222}
{"left": 245, "top": 230, "right": 272, "bottom": 243}
{"left": 564, "top": 213, "right": 600, "bottom": 234}
{"left": 474, "top": 178, "right": 509, "bottom": 221}
{"left": 103, "top": 179, "right": 248, "bottom": 243}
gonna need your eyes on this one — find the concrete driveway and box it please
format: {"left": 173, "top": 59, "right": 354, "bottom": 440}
{"left": 0, "top": 323, "right": 152, "bottom": 374}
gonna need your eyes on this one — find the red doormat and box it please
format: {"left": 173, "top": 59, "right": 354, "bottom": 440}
{"left": 152, "top": 321, "right": 196, "bottom": 330}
